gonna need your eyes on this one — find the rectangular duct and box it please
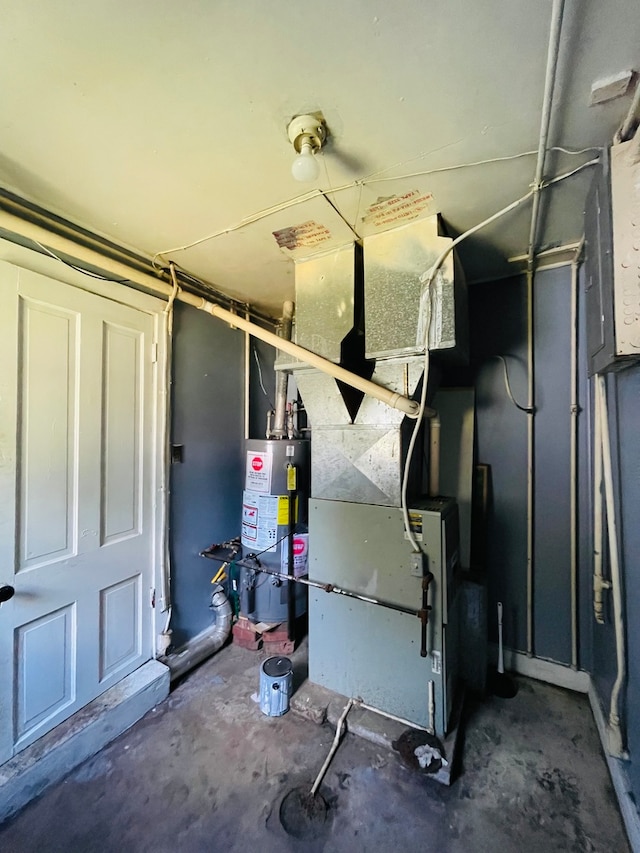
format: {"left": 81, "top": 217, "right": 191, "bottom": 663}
{"left": 363, "top": 215, "right": 467, "bottom": 363}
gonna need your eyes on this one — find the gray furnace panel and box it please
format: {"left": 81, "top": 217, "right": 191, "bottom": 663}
{"left": 308, "top": 497, "right": 459, "bottom": 736}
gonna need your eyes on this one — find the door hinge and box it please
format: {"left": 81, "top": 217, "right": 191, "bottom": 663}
{"left": 151, "top": 342, "right": 158, "bottom": 363}
{"left": 150, "top": 588, "right": 156, "bottom": 608}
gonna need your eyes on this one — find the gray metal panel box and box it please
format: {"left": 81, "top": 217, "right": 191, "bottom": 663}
{"left": 585, "top": 144, "right": 640, "bottom": 375}
{"left": 308, "top": 497, "right": 460, "bottom": 736}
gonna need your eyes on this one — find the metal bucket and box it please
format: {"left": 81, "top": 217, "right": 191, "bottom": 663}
{"left": 260, "top": 656, "right": 293, "bottom": 717}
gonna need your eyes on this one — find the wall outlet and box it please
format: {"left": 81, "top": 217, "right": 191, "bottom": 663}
{"left": 410, "top": 551, "right": 424, "bottom": 577}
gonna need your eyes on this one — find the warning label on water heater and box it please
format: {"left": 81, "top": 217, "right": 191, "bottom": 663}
{"left": 241, "top": 490, "right": 279, "bottom": 552}
{"left": 280, "top": 533, "right": 309, "bottom": 578}
{"left": 245, "top": 451, "right": 272, "bottom": 493}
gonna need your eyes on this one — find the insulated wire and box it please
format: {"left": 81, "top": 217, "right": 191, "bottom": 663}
{"left": 401, "top": 299, "right": 432, "bottom": 553}
{"left": 32, "top": 239, "right": 130, "bottom": 283}
{"left": 151, "top": 148, "right": 600, "bottom": 265}
{"left": 490, "top": 355, "right": 533, "bottom": 413}
{"left": 399, "top": 155, "right": 600, "bottom": 549}
{"left": 253, "top": 344, "right": 274, "bottom": 408}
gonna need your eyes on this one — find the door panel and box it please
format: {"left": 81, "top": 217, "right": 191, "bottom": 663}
{"left": 101, "top": 322, "right": 142, "bottom": 545}
{"left": 18, "top": 299, "right": 79, "bottom": 570}
{"left": 0, "top": 261, "right": 157, "bottom": 762}
{"left": 15, "top": 604, "right": 76, "bottom": 741}
{"left": 99, "top": 575, "right": 141, "bottom": 682}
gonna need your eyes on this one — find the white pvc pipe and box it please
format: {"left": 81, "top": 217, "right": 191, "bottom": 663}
{"left": 310, "top": 698, "right": 355, "bottom": 797}
{"left": 244, "top": 309, "right": 250, "bottom": 440}
{"left": 597, "top": 375, "right": 627, "bottom": 759}
{"left": 354, "top": 699, "right": 433, "bottom": 734}
{"left": 0, "top": 209, "right": 421, "bottom": 419}
{"left": 428, "top": 681, "right": 436, "bottom": 735}
{"left": 593, "top": 375, "right": 607, "bottom": 623}
{"left": 201, "top": 302, "right": 422, "bottom": 418}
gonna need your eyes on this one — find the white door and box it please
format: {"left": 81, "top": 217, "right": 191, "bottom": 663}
{"left": 0, "top": 262, "right": 157, "bottom": 763}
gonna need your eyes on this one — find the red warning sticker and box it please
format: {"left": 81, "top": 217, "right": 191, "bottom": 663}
{"left": 245, "top": 451, "right": 271, "bottom": 493}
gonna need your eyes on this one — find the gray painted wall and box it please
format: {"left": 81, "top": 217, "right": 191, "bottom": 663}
{"left": 169, "top": 302, "right": 245, "bottom": 649}
{"left": 471, "top": 258, "right": 640, "bottom": 803}
{"left": 586, "top": 365, "right": 640, "bottom": 796}
{"left": 471, "top": 268, "right": 583, "bottom": 665}
{"left": 614, "top": 365, "right": 640, "bottom": 796}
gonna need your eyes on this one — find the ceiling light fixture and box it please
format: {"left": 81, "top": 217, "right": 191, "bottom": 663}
{"left": 287, "top": 114, "right": 326, "bottom": 182}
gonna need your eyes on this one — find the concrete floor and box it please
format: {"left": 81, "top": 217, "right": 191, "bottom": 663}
{"left": 0, "top": 640, "right": 629, "bottom": 853}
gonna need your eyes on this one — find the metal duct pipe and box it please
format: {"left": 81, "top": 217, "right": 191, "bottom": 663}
{"left": 272, "top": 300, "right": 294, "bottom": 438}
{"left": 160, "top": 584, "right": 232, "bottom": 681}
{"left": 0, "top": 209, "right": 422, "bottom": 418}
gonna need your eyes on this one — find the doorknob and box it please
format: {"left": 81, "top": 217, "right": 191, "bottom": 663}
{"left": 0, "top": 584, "right": 15, "bottom": 604}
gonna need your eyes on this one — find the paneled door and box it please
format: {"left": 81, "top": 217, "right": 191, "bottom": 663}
{"left": 0, "top": 262, "right": 157, "bottom": 763}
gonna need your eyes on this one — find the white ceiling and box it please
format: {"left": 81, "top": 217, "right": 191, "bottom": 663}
{"left": 0, "top": 1, "right": 638, "bottom": 315}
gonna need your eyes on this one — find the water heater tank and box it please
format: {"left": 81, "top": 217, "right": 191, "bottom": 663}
{"left": 240, "top": 439, "right": 309, "bottom": 623}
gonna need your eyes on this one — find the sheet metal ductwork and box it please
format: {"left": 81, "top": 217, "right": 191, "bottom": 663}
{"left": 280, "top": 214, "right": 466, "bottom": 506}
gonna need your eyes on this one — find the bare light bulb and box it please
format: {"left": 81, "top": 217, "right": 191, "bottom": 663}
{"left": 291, "top": 139, "right": 320, "bottom": 182}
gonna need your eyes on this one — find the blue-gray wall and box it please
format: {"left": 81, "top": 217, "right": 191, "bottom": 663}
{"left": 471, "top": 261, "right": 640, "bottom": 802}
{"left": 588, "top": 365, "right": 640, "bottom": 796}
{"left": 614, "top": 366, "right": 640, "bottom": 796}
{"left": 169, "top": 302, "right": 245, "bottom": 649}
{"left": 471, "top": 267, "right": 584, "bottom": 664}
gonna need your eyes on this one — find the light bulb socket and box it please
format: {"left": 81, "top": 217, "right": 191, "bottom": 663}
{"left": 287, "top": 114, "right": 326, "bottom": 154}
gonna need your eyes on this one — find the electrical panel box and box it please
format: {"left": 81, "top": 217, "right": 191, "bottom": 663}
{"left": 585, "top": 143, "right": 640, "bottom": 376}
{"left": 307, "top": 497, "right": 460, "bottom": 737}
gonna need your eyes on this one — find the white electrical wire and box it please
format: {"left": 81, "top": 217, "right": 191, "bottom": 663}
{"left": 400, "top": 187, "right": 536, "bottom": 551}
{"left": 400, "top": 156, "right": 600, "bottom": 547}
{"left": 401, "top": 297, "right": 432, "bottom": 552}
{"left": 152, "top": 150, "right": 600, "bottom": 268}
{"left": 490, "top": 355, "right": 532, "bottom": 413}
{"left": 253, "top": 344, "right": 272, "bottom": 405}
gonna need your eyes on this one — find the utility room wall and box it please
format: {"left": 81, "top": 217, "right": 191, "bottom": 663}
{"left": 470, "top": 268, "right": 592, "bottom": 668}
{"left": 169, "top": 302, "right": 245, "bottom": 649}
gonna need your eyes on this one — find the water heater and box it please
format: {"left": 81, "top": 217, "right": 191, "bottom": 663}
{"left": 239, "top": 438, "right": 309, "bottom": 623}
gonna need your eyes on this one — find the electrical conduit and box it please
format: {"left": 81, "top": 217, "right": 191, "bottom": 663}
{"left": 524, "top": 0, "right": 566, "bottom": 657}
{"left": 596, "top": 376, "right": 627, "bottom": 759}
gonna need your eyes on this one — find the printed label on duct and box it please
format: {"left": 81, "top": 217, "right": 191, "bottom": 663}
{"left": 272, "top": 220, "right": 332, "bottom": 251}
{"left": 241, "top": 490, "right": 279, "bottom": 552}
{"left": 245, "top": 451, "right": 272, "bottom": 493}
{"left": 360, "top": 190, "right": 434, "bottom": 231}
{"left": 281, "top": 533, "right": 309, "bottom": 578}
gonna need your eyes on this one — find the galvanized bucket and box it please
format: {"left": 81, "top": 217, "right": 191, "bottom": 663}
{"left": 259, "top": 656, "right": 293, "bottom": 717}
